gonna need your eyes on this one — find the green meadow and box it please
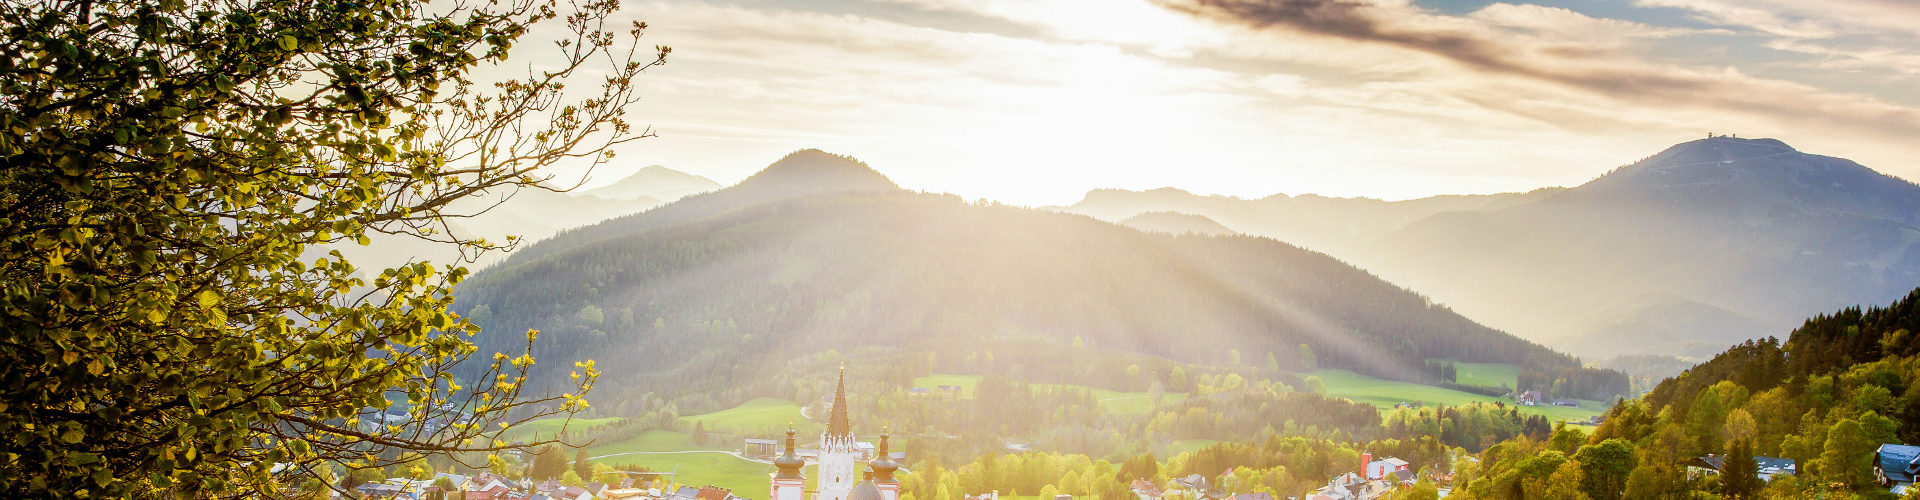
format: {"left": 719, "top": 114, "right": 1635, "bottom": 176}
{"left": 1309, "top": 369, "right": 1605, "bottom": 422}
{"left": 910, "top": 374, "right": 1188, "bottom": 415}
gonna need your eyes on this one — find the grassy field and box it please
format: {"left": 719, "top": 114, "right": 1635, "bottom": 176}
{"left": 584, "top": 429, "right": 711, "bottom": 454}
{"left": 592, "top": 450, "right": 768, "bottom": 497}
{"left": 682, "top": 398, "right": 817, "bottom": 436}
{"left": 502, "top": 416, "right": 626, "bottom": 442}
{"left": 1308, "top": 369, "right": 1605, "bottom": 422}
{"left": 911, "top": 374, "right": 1187, "bottom": 414}
{"left": 1450, "top": 362, "right": 1520, "bottom": 389}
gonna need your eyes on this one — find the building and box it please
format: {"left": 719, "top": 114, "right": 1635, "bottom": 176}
{"left": 1312, "top": 453, "right": 1416, "bottom": 500}
{"left": 1877, "top": 444, "right": 1920, "bottom": 490}
{"left": 1361, "top": 453, "right": 1409, "bottom": 480}
{"left": 770, "top": 367, "right": 902, "bottom": 500}
{"left": 1690, "top": 454, "right": 1797, "bottom": 482}
{"left": 1129, "top": 479, "right": 1163, "bottom": 500}
{"left": 744, "top": 438, "right": 779, "bottom": 458}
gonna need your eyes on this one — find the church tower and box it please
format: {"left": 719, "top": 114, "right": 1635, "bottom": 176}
{"left": 816, "top": 367, "right": 860, "bottom": 500}
{"left": 769, "top": 425, "right": 807, "bottom": 500}
{"left": 868, "top": 427, "right": 901, "bottom": 500}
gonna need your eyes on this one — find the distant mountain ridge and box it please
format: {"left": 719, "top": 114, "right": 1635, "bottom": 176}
{"left": 1056, "top": 186, "right": 1561, "bottom": 259}
{"left": 1380, "top": 137, "right": 1920, "bottom": 359}
{"left": 1118, "top": 211, "right": 1236, "bottom": 236}
{"left": 497, "top": 149, "right": 900, "bottom": 266}
{"left": 325, "top": 165, "right": 718, "bottom": 274}
{"left": 1051, "top": 137, "right": 1920, "bottom": 364}
{"left": 453, "top": 150, "right": 1620, "bottom": 401}
{"left": 584, "top": 165, "right": 722, "bottom": 202}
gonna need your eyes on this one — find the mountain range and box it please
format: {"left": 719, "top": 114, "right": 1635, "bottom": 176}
{"left": 450, "top": 150, "right": 1615, "bottom": 403}
{"left": 1059, "top": 137, "right": 1920, "bottom": 363}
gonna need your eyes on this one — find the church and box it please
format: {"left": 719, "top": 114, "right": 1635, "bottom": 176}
{"left": 771, "top": 368, "right": 900, "bottom": 500}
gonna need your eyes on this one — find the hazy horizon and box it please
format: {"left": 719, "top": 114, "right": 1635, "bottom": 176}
{"left": 544, "top": 0, "right": 1920, "bottom": 207}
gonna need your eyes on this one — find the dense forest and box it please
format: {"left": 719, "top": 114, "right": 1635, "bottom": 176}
{"left": 1444, "top": 287, "right": 1920, "bottom": 499}
{"left": 452, "top": 151, "right": 1625, "bottom": 409}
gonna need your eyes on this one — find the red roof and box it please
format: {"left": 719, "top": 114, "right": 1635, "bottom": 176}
{"left": 697, "top": 486, "right": 734, "bottom": 500}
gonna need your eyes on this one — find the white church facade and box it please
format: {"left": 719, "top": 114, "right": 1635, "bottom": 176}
{"left": 771, "top": 368, "right": 900, "bottom": 500}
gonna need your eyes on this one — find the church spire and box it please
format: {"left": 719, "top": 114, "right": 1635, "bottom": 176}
{"left": 828, "top": 364, "right": 852, "bottom": 437}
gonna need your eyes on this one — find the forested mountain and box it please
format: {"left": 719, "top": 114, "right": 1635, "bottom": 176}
{"left": 1450, "top": 288, "right": 1920, "bottom": 499}
{"left": 1378, "top": 137, "right": 1920, "bottom": 360}
{"left": 453, "top": 150, "right": 1621, "bottom": 406}
{"left": 1059, "top": 137, "right": 1920, "bottom": 366}
{"left": 1117, "top": 211, "right": 1237, "bottom": 236}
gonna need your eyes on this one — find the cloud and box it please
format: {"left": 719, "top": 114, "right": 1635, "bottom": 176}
{"left": 1153, "top": 0, "right": 1920, "bottom": 141}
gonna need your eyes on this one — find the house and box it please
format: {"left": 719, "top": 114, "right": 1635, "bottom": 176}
{"left": 1361, "top": 453, "right": 1410, "bottom": 480}
{"left": 356, "top": 482, "right": 405, "bottom": 499}
{"left": 1692, "top": 455, "right": 1798, "bottom": 482}
{"left": 1551, "top": 399, "right": 1580, "bottom": 408}
{"left": 908, "top": 387, "right": 930, "bottom": 396}
{"left": 1313, "top": 454, "right": 1417, "bottom": 500}
{"left": 1130, "top": 479, "right": 1163, "bottom": 500}
{"left": 744, "top": 437, "right": 779, "bottom": 458}
{"left": 1517, "top": 390, "right": 1543, "bottom": 406}
{"left": 1877, "top": 444, "right": 1920, "bottom": 489}
{"left": 695, "top": 485, "right": 735, "bottom": 500}
{"left": 963, "top": 491, "right": 1000, "bottom": 500}
{"left": 462, "top": 474, "right": 516, "bottom": 500}
{"left": 1052, "top": 496, "right": 1073, "bottom": 500}
{"left": 1230, "top": 494, "right": 1274, "bottom": 500}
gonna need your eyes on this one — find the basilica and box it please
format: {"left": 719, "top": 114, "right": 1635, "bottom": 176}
{"left": 771, "top": 368, "right": 899, "bottom": 500}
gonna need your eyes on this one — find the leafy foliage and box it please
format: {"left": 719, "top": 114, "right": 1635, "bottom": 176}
{"left": 0, "top": 0, "right": 664, "bottom": 495}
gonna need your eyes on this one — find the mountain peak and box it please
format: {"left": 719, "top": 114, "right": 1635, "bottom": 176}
{"left": 584, "top": 165, "right": 722, "bottom": 202}
{"left": 735, "top": 149, "right": 899, "bottom": 194}
{"left": 1571, "top": 136, "right": 1919, "bottom": 226}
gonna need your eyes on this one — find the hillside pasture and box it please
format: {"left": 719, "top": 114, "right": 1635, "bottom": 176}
{"left": 1309, "top": 369, "right": 1604, "bottom": 422}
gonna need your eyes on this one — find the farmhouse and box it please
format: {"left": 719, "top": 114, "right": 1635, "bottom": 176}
{"left": 1878, "top": 443, "right": 1920, "bottom": 493}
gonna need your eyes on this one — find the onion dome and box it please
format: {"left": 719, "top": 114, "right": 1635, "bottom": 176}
{"left": 774, "top": 425, "right": 806, "bottom": 479}
{"left": 848, "top": 480, "right": 885, "bottom": 500}
{"left": 868, "top": 426, "right": 899, "bottom": 481}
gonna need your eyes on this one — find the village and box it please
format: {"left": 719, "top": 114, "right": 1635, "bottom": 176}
{"left": 335, "top": 369, "right": 1920, "bottom": 500}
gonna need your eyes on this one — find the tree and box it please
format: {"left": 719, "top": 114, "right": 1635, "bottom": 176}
{"left": 573, "top": 448, "right": 593, "bottom": 483}
{"left": 1818, "top": 418, "right": 1875, "bottom": 489}
{"left": 430, "top": 476, "right": 457, "bottom": 500}
{"left": 1298, "top": 344, "right": 1317, "bottom": 371}
{"left": 1721, "top": 439, "right": 1758, "bottom": 499}
{"left": 560, "top": 469, "right": 585, "bottom": 487}
{"left": 532, "top": 445, "right": 569, "bottom": 481}
{"left": 1721, "top": 408, "right": 1757, "bottom": 446}
{"left": 1573, "top": 438, "right": 1635, "bottom": 500}
{"left": 1685, "top": 387, "right": 1726, "bottom": 454}
{"left": 0, "top": 0, "right": 666, "bottom": 496}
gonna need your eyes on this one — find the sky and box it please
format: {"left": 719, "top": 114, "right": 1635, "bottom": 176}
{"left": 545, "top": 0, "right": 1920, "bottom": 206}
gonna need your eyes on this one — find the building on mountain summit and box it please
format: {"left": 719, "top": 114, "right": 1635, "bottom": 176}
{"left": 771, "top": 367, "right": 902, "bottom": 500}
